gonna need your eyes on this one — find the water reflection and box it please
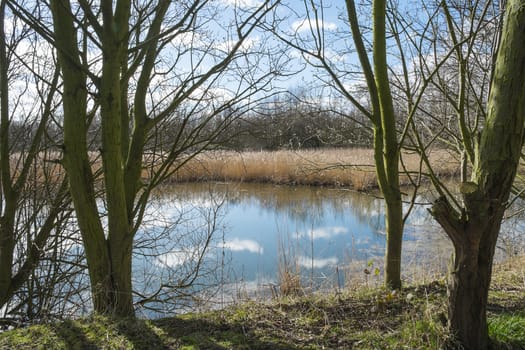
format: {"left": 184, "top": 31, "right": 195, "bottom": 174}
{"left": 140, "top": 183, "right": 452, "bottom": 307}
{"left": 7, "top": 182, "right": 523, "bottom": 320}
{"left": 131, "top": 182, "right": 525, "bottom": 317}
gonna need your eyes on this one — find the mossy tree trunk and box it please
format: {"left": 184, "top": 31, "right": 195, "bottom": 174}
{"left": 51, "top": 0, "right": 150, "bottom": 317}
{"left": 49, "top": 0, "right": 278, "bottom": 317}
{"left": 346, "top": 0, "right": 403, "bottom": 289}
{"left": 51, "top": 0, "right": 118, "bottom": 315}
{"left": 98, "top": 0, "right": 134, "bottom": 317}
{"left": 430, "top": 1, "right": 525, "bottom": 348}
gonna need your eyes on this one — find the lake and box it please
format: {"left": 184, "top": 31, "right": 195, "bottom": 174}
{"left": 132, "top": 182, "right": 457, "bottom": 316}
{"left": 8, "top": 180, "right": 521, "bottom": 319}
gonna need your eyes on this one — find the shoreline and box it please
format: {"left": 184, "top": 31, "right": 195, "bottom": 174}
{"left": 1, "top": 254, "right": 523, "bottom": 349}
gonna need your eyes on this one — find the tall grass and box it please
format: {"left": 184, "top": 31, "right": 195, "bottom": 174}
{"left": 171, "top": 148, "right": 460, "bottom": 190}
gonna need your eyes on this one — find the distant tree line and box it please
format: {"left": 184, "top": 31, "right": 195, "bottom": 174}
{"left": 211, "top": 95, "right": 373, "bottom": 150}
{"left": 7, "top": 96, "right": 373, "bottom": 153}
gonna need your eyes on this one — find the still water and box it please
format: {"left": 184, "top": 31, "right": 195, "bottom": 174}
{"left": 132, "top": 182, "right": 455, "bottom": 314}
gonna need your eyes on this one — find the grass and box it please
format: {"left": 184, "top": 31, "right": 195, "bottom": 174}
{"left": 0, "top": 285, "right": 450, "bottom": 349}
{"left": 171, "top": 148, "right": 460, "bottom": 190}
{"left": 1, "top": 255, "right": 524, "bottom": 350}
{"left": 490, "top": 313, "right": 525, "bottom": 347}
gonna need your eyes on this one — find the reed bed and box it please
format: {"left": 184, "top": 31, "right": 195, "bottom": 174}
{"left": 171, "top": 148, "right": 460, "bottom": 191}
{"left": 9, "top": 148, "right": 460, "bottom": 192}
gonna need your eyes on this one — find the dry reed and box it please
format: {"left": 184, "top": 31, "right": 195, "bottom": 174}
{"left": 171, "top": 148, "right": 460, "bottom": 191}
{"left": 19, "top": 148, "right": 459, "bottom": 192}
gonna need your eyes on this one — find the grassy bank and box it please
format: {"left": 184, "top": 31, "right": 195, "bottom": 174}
{"left": 1, "top": 255, "right": 524, "bottom": 349}
{"left": 172, "top": 149, "right": 460, "bottom": 190}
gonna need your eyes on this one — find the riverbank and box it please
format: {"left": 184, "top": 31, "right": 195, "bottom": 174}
{"left": 1, "top": 255, "right": 523, "bottom": 349}
{"left": 172, "top": 148, "right": 460, "bottom": 190}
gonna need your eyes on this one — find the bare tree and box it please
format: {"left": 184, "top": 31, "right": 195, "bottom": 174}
{"left": 8, "top": 0, "right": 284, "bottom": 317}
{"left": 0, "top": 0, "right": 72, "bottom": 318}
{"left": 272, "top": 0, "right": 438, "bottom": 289}
{"left": 406, "top": 0, "right": 525, "bottom": 348}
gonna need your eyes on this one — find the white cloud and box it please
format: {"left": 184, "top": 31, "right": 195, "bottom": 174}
{"left": 219, "top": 0, "right": 263, "bottom": 8}
{"left": 170, "top": 31, "right": 202, "bottom": 47}
{"left": 215, "top": 37, "right": 258, "bottom": 53}
{"left": 298, "top": 226, "right": 348, "bottom": 240}
{"left": 297, "top": 255, "right": 338, "bottom": 269}
{"left": 190, "top": 86, "right": 235, "bottom": 104}
{"left": 221, "top": 238, "right": 263, "bottom": 254}
{"left": 324, "top": 48, "right": 348, "bottom": 63}
{"left": 291, "top": 19, "right": 337, "bottom": 34}
{"left": 155, "top": 251, "right": 190, "bottom": 268}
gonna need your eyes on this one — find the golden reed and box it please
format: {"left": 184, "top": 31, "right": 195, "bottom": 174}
{"left": 170, "top": 148, "right": 460, "bottom": 191}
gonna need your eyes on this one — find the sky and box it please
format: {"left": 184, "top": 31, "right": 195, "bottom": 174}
{"left": 3, "top": 0, "right": 430, "bottom": 119}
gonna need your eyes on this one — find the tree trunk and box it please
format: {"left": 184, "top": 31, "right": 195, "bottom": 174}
{"left": 448, "top": 244, "right": 492, "bottom": 349}
{"left": 0, "top": 220, "right": 15, "bottom": 306}
{"left": 0, "top": 0, "right": 13, "bottom": 307}
{"left": 98, "top": 1, "right": 134, "bottom": 318}
{"left": 429, "top": 1, "right": 525, "bottom": 348}
{"left": 383, "top": 196, "right": 403, "bottom": 289}
{"left": 51, "top": 0, "right": 135, "bottom": 318}
{"left": 85, "top": 244, "right": 134, "bottom": 317}
{"left": 346, "top": 0, "right": 404, "bottom": 289}
{"left": 373, "top": 0, "right": 403, "bottom": 290}
{"left": 107, "top": 235, "right": 134, "bottom": 317}
{"left": 432, "top": 198, "right": 501, "bottom": 350}
{"left": 71, "top": 230, "right": 134, "bottom": 317}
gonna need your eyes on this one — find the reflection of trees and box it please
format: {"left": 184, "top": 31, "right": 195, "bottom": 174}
{"left": 131, "top": 189, "right": 228, "bottom": 316}
{"left": 166, "top": 182, "right": 387, "bottom": 232}
{"left": 499, "top": 201, "right": 525, "bottom": 256}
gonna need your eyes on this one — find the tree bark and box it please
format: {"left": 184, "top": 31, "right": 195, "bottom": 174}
{"left": 383, "top": 194, "right": 403, "bottom": 289}
{"left": 432, "top": 195, "right": 503, "bottom": 349}
{"left": 447, "top": 240, "right": 492, "bottom": 350}
{"left": 430, "top": 1, "right": 525, "bottom": 347}
{"left": 346, "top": 0, "right": 404, "bottom": 289}
{"left": 373, "top": 0, "right": 403, "bottom": 289}
{"left": 0, "top": 0, "right": 14, "bottom": 305}
{"left": 98, "top": 0, "right": 134, "bottom": 317}
{"left": 51, "top": 0, "right": 127, "bottom": 317}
